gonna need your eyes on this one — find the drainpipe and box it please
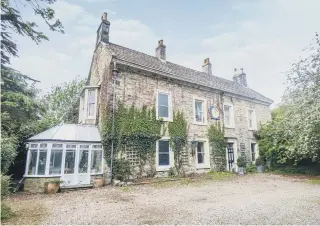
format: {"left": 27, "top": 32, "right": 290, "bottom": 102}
{"left": 109, "top": 61, "right": 118, "bottom": 183}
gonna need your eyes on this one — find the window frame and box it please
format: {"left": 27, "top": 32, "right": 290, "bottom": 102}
{"left": 251, "top": 142, "right": 258, "bottom": 162}
{"left": 156, "top": 137, "right": 174, "bottom": 171}
{"left": 156, "top": 90, "right": 172, "bottom": 122}
{"left": 194, "top": 138, "right": 210, "bottom": 169}
{"left": 247, "top": 108, "right": 257, "bottom": 130}
{"left": 223, "top": 104, "right": 235, "bottom": 128}
{"left": 90, "top": 146, "right": 103, "bottom": 174}
{"left": 193, "top": 96, "right": 207, "bottom": 125}
{"left": 87, "top": 89, "right": 97, "bottom": 119}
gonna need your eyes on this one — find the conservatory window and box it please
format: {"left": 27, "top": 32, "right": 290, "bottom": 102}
{"left": 64, "top": 145, "right": 76, "bottom": 174}
{"left": 91, "top": 147, "right": 103, "bottom": 174}
{"left": 79, "top": 145, "right": 89, "bottom": 174}
{"left": 87, "top": 89, "right": 96, "bottom": 117}
{"left": 28, "top": 149, "right": 38, "bottom": 175}
{"left": 37, "top": 149, "right": 47, "bottom": 175}
{"left": 49, "top": 144, "right": 63, "bottom": 175}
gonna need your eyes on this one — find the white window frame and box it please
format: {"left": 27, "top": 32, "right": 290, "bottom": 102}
{"left": 87, "top": 89, "right": 97, "bottom": 119}
{"left": 195, "top": 138, "right": 210, "bottom": 169}
{"left": 156, "top": 90, "right": 172, "bottom": 122}
{"left": 247, "top": 108, "right": 257, "bottom": 130}
{"left": 223, "top": 103, "right": 235, "bottom": 128}
{"left": 250, "top": 142, "right": 258, "bottom": 162}
{"left": 156, "top": 137, "right": 174, "bottom": 171}
{"left": 193, "top": 96, "right": 207, "bottom": 125}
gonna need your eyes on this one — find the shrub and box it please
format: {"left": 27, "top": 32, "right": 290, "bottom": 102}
{"left": 1, "top": 203, "right": 14, "bottom": 220}
{"left": 113, "top": 158, "right": 131, "bottom": 181}
{"left": 255, "top": 157, "right": 264, "bottom": 166}
{"left": 1, "top": 174, "right": 11, "bottom": 198}
{"left": 168, "top": 167, "right": 176, "bottom": 177}
{"left": 237, "top": 156, "right": 246, "bottom": 168}
{"left": 246, "top": 163, "right": 257, "bottom": 173}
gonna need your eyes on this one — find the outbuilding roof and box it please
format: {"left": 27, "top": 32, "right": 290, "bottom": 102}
{"left": 27, "top": 124, "right": 101, "bottom": 143}
{"left": 108, "top": 43, "right": 273, "bottom": 105}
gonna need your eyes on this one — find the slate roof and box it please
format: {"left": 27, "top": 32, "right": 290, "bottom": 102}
{"left": 27, "top": 124, "right": 101, "bottom": 143}
{"left": 108, "top": 43, "right": 273, "bottom": 104}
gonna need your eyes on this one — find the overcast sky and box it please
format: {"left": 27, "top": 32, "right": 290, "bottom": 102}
{"left": 11, "top": 0, "right": 320, "bottom": 107}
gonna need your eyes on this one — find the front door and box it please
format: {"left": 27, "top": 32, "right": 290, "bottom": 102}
{"left": 227, "top": 143, "right": 235, "bottom": 171}
{"left": 77, "top": 148, "right": 90, "bottom": 185}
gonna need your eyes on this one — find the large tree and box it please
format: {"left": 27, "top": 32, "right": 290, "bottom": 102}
{"left": 1, "top": 0, "right": 63, "bottom": 174}
{"left": 258, "top": 33, "right": 320, "bottom": 165}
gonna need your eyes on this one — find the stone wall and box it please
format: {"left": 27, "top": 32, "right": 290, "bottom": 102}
{"left": 91, "top": 46, "right": 272, "bottom": 175}
{"left": 24, "top": 177, "right": 60, "bottom": 193}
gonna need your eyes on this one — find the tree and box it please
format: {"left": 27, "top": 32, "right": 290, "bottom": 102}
{"left": 40, "top": 77, "right": 86, "bottom": 126}
{"left": 258, "top": 33, "right": 320, "bottom": 165}
{"left": 1, "top": 0, "right": 63, "bottom": 65}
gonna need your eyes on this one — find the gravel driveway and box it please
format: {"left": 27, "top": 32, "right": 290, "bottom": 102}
{"left": 5, "top": 174, "right": 320, "bottom": 225}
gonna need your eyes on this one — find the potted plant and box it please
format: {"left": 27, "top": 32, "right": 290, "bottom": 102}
{"left": 255, "top": 157, "right": 265, "bottom": 173}
{"left": 237, "top": 156, "right": 247, "bottom": 175}
{"left": 44, "top": 179, "right": 63, "bottom": 194}
{"left": 93, "top": 176, "right": 105, "bottom": 188}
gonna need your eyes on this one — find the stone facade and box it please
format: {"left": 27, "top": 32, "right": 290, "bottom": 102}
{"left": 86, "top": 44, "right": 271, "bottom": 175}
{"left": 24, "top": 177, "right": 60, "bottom": 193}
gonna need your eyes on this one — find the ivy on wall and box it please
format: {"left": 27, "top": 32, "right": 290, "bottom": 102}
{"left": 101, "top": 101, "right": 163, "bottom": 179}
{"left": 208, "top": 122, "right": 227, "bottom": 172}
{"left": 168, "top": 111, "right": 188, "bottom": 175}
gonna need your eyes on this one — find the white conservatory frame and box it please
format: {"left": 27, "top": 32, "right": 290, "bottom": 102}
{"left": 25, "top": 141, "right": 104, "bottom": 186}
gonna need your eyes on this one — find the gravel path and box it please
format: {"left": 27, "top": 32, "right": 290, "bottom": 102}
{"left": 7, "top": 174, "right": 320, "bottom": 225}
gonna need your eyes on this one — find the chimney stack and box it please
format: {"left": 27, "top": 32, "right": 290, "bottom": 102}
{"left": 156, "top": 40, "right": 166, "bottom": 61}
{"left": 96, "top": 12, "right": 111, "bottom": 46}
{"left": 233, "top": 68, "right": 248, "bottom": 87}
{"left": 202, "top": 58, "right": 212, "bottom": 75}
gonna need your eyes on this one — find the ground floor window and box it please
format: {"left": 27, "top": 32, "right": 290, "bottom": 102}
{"left": 158, "top": 140, "right": 170, "bottom": 166}
{"left": 28, "top": 149, "right": 38, "bottom": 175}
{"left": 91, "top": 146, "right": 103, "bottom": 173}
{"left": 79, "top": 146, "right": 89, "bottom": 174}
{"left": 197, "top": 142, "right": 205, "bottom": 164}
{"left": 65, "top": 145, "right": 76, "bottom": 174}
{"left": 50, "top": 145, "right": 63, "bottom": 175}
{"left": 251, "top": 143, "right": 256, "bottom": 161}
{"left": 227, "top": 143, "right": 235, "bottom": 171}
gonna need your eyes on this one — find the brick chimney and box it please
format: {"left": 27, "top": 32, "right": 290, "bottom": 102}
{"left": 202, "top": 58, "right": 212, "bottom": 75}
{"left": 233, "top": 68, "right": 248, "bottom": 87}
{"left": 96, "top": 12, "right": 111, "bottom": 46}
{"left": 156, "top": 40, "right": 166, "bottom": 61}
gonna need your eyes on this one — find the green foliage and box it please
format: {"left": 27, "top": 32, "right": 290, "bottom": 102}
{"left": 1, "top": 134, "right": 18, "bottom": 174}
{"left": 1, "top": 0, "right": 63, "bottom": 65}
{"left": 40, "top": 77, "right": 86, "bottom": 125}
{"left": 257, "top": 34, "right": 320, "bottom": 166}
{"left": 246, "top": 163, "right": 257, "bottom": 173}
{"left": 207, "top": 170, "right": 234, "bottom": 180}
{"left": 237, "top": 156, "right": 246, "bottom": 168}
{"left": 113, "top": 158, "right": 132, "bottom": 181}
{"left": 1, "top": 203, "right": 15, "bottom": 220}
{"left": 208, "top": 123, "right": 227, "bottom": 171}
{"left": 101, "top": 102, "right": 163, "bottom": 177}
{"left": 1, "top": 174, "right": 11, "bottom": 198}
{"left": 255, "top": 157, "right": 264, "bottom": 166}
{"left": 168, "top": 111, "right": 188, "bottom": 174}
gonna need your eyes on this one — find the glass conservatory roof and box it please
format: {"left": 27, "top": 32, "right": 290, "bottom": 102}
{"left": 27, "top": 124, "right": 101, "bottom": 143}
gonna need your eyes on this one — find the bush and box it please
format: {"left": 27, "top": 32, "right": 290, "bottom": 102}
{"left": 237, "top": 156, "right": 246, "bottom": 168}
{"left": 1, "top": 203, "right": 14, "bottom": 220}
{"left": 255, "top": 157, "right": 264, "bottom": 166}
{"left": 113, "top": 158, "right": 131, "bottom": 181}
{"left": 168, "top": 167, "right": 176, "bottom": 177}
{"left": 246, "top": 163, "right": 257, "bottom": 173}
{"left": 1, "top": 174, "right": 11, "bottom": 198}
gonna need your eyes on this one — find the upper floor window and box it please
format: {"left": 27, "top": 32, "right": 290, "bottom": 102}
{"left": 156, "top": 90, "right": 172, "bottom": 121}
{"left": 224, "top": 104, "right": 234, "bottom": 128}
{"left": 87, "top": 89, "right": 96, "bottom": 117}
{"left": 248, "top": 109, "right": 257, "bottom": 130}
{"left": 193, "top": 97, "right": 207, "bottom": 125}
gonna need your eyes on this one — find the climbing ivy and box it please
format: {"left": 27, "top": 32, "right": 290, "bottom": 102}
{"left": 208, "top": 123, "right": 227, "bottom": 172}
{"left": 168, "top": 111, "right": 188, "bottom": 175}
{"left": 101, "top": 101, "right": 163, "bottom": 179}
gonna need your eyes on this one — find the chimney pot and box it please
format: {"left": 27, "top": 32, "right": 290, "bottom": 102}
{"left": 202, "top": 58, "right": 212, "bottom": 75}
{"left": 102, "top": 12, "right": 108, "bottom": 22}
{"left": 156, "top": 39, "right": 166, "bottom": 60}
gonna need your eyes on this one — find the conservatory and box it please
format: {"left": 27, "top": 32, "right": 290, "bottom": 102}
{"left": 24, "top": 124, "right": 104, "bottom": 189}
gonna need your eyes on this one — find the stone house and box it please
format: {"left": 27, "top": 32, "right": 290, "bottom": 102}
{"left": 23, "top": 12, "right": 272, "bottom": 191}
